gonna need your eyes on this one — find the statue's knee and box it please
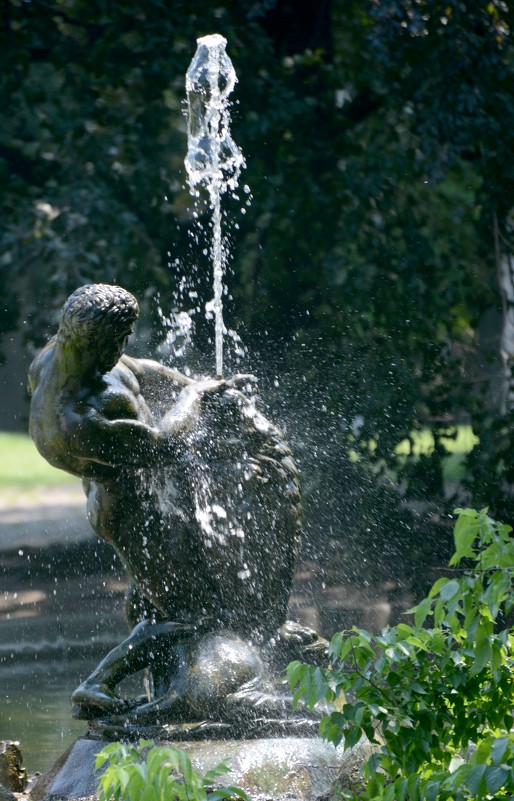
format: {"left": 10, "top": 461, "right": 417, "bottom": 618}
{"left": 185, "top": 632, "right": 265, "bottom": 711}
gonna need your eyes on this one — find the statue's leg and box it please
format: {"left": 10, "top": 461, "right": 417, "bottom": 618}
{"left": 120, "top": 643, "right": 191, "bottom": 725}
{"left": 223, "top": 622, "right": 329, "bottom": 722}
{"left": 71, "top": 619, "right": 197, "bottom": 719}
{"left": 124, "top": 582, "right": 171, "bottom": 699}
{"left": 125, "top": 582, "right": 167, "bottom": 627}
{"left": 124, "top": 631, "right": 267, "bottom": 725}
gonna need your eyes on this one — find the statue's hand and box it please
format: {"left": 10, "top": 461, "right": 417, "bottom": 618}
{"left": 225, "top": 373, "right": 257, "bottom": 392}
{"left": 192, "top": 377, "right": 227, "bottom": 396}
{"left": 194, "top": 374, "right": 257, "bottom": 396}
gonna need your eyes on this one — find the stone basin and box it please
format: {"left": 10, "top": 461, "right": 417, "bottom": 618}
{"left": 30, "top": 734, "right": 372, "bottom": 801}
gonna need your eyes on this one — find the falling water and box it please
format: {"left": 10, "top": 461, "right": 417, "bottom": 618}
{"left": 185, "top": 34, "right": 245, "bottom": 378}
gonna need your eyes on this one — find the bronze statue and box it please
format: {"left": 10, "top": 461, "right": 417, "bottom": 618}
{"left": 29, "top": 284, "right": 325, "bottom": 732}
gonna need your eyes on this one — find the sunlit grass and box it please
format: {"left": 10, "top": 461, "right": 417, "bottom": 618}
{"left": 0, "top": 432, "right": 76, "bottom": 487}
{"left": 349, "top": 425, "right": 478, "bottom": 484}
{"left": 395, "top": 425, "right": 478, "bottom": 484}
{"left": 395, "top": 425, "right": 478, "bottom": 457}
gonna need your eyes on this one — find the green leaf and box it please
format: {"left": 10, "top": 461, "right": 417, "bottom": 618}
{"left": 429, "top": 577, "right": 450, "bottom": 599}
{"left": 451, "top": 510, "right": 479, "bottom": 564}
{"left": 140, "top": 785, "right": 157, "bottom": 801}
{"left": 433, "top": 598, "right": 445, "bottom": 627}
{"left": 394, "top": 777, "right": 407, "bottom": 801}
{"left": 344, "top": 726, "right": 362, "bottom": 749}
{"left": 491, "top": 736, "right": 510, "bottom": 765}
{"left": 412, "top": 597, "right": 433, "bottom": 628}
{"left": 204, "top": 764, "right": 231, "bottom": 783}
{"left": 384, "top": 784, "right": 396, "bottom": 801}
{"left": 484, "top": 764, "right": 509, "bottom": 794}
{"left": 475, "top": 738, "right": 493, "bottom": 764}
{"left": 365, "top": 753, "right": 382, "bottom": 777}
{"left": 313, "top": 667, "right": 329, "bottom": 700}
{"left": 406, "top": 773, "right": 420, "bottom": 798}
{"left": 138, "top": 740, "right": 155, "bottom": 750}
{"left": 465, "top": 763, "right": 487, "bottom": 796}
{"left": 126, "top": 771, "right": 145, "bottom": 801}
{"left": 423, "top": 779, "right": 441, "bottom": 801}
{"left": 329, "top": 631, "right": 345, "bottom": 660}
{"left": 177, "top": 749, "right": 194, "bottom": 786}
{"left": 117, "top": 768, "right": 130, "bottom": 791}
{"left": 96, "top": 742, "right": 124, "bottom": 770}
{"left": 439, "top": 579, "right": 460, "bottom": 602}
{"left": 286, "top": 660, "right": 304, "bottom": 688}
{"left": 470, "top": 638, "right": 491, "bottom": 675}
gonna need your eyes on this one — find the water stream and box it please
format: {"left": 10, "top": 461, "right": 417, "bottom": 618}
{"left": 185, "top": 34, "right": 244, "bottom": 378}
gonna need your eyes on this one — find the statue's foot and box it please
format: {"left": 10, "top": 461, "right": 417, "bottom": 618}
{"left": 221, "top": 677, "right": 325, "bottom": 732}
{"left": 71, "top": 681, "right": 133, "bottom": 720}
{"left": 272, "top": 621, "right": 329, "bottom": 668}
{"left": 226, "top": 689, "right": 289, "bottom": 716}
{"left": 278, "top": 620, "right": 320, "bottom": 646}
{"left": 119, "top": 690, "right": 185, "bottom": 725}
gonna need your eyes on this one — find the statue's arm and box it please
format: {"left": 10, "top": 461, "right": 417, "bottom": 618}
{"left": 66, "top": 412, "right": 176, "bottom": 467}
{"left": 120, "top": 355, "right": 194, "bottom": 391}
{"left": 65, "top": 381, "right": 211, "bottom": 467}
{"left": 121, "top": 355, "right": 255, "bottom": 397}
{"left": 65, "top": 375, "right": 260, "bottom": 467}
{"left": 28, "top": 339, "right": 57, "bottom": 396}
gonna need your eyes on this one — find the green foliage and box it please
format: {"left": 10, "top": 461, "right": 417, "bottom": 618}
{"left": 288, "top": 508, "right": 514, "bottom": 800}
{"left": 95, "top": 740, "right": 248, "bottom": 801}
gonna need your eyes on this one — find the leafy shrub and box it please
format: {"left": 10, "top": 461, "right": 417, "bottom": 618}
{"left": 288, "top": 508, "right": 514, "bottom": 800}
{"left": 95, "top": 740, "right": 248, "bottom": 801}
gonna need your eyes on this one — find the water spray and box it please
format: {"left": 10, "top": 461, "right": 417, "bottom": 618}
{"left": 185, "top": 34, "right": 245, "bottom": 379}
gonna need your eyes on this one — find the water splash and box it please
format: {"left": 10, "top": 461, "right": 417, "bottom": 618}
{"left": 185, "top": 33, "right": 245, "bottom": 378}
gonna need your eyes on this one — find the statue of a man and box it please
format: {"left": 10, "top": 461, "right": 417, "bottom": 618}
{"left": 29, "top": 284, "right": 318, "bottom": 726}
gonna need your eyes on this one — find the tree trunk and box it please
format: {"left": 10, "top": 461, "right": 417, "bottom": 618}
{"left": 494, "top": 212, "right": 514, "bottom": 415}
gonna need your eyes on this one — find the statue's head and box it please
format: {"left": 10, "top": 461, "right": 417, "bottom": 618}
{"left": 58, "top": 284, "right": 139, "bottom": 368}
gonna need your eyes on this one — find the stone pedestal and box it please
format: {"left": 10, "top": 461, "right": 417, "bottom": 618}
{"left": 30, "top": 735, "right": 372, "bottom": 801}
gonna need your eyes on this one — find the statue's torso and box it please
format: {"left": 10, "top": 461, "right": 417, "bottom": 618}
{"left": 86, "top": 394, "right": 302, "bottom": 638}
{"left": 30, "top": 342, "right": 302, "bottom": 639}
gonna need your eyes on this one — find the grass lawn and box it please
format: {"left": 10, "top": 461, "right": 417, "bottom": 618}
{"left": 395, "top": 425, "right": 478, "bottom": 483}
{"left": 0, "top": 431, "right": 77, "bottom": 488}
{"left": 348, "top": 425, "right": 477, "bottom": 484}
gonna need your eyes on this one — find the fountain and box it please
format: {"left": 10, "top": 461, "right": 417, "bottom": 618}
{"left": 185, "top": 33, "right": 245, "bottom": 379}
{"left": 26, "top": 35, "right": 360, "bottom": 801}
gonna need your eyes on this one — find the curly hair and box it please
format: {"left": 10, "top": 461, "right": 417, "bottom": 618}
{"left": 58, "top": 284, "right": 139, "bottom": 348}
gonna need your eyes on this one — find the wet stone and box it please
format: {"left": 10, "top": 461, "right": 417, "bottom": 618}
{"left": 30, "top": 735, "right": 371, "bottom": 801}
{"left": 0, "top": 785, "right": 16, "bottom": 801}
{"left": 0, "top": 741, "right": 27, "bottom": 793}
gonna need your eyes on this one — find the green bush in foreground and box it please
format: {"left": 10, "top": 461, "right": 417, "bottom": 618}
{"left": 95, "top": 740, "right": 248, "bottom": 801}
{"left": 288, "top": 508, "right": 514, "bottom": 800}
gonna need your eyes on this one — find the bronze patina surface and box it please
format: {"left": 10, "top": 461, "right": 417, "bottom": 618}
{"left": 29, "top": 284, "right": 325, "bottom": 731}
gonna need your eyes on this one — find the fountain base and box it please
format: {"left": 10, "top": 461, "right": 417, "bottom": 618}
{"left": 30, "top": 733, "right": 374, "bottom": 801}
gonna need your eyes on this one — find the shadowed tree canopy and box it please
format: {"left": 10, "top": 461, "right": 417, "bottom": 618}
{"left": 1, "top": 0, "right": 514, "bottom": 539}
